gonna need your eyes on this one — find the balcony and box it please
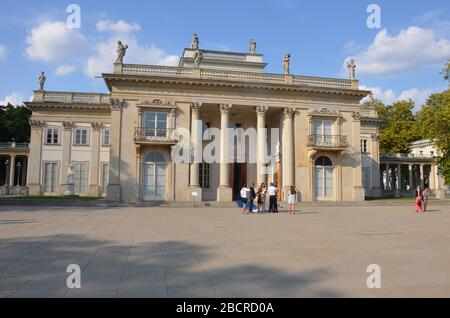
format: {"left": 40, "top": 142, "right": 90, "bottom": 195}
{"left": 134, "top": 128, "right": 177, "bottom": 145}
{"left": 307, "top": 134, "right": 348, "bottom": 150}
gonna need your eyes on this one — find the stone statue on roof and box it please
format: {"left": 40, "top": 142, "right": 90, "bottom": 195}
{"left": 39, "top": 71, "right": 46, "bottom": 91}
{"left": 193, "top": 49, "right": 203, "bottom": 68}
{"left": 192, "top": 33, "right": 199, "bottom": 50}
{"left": 283, "top": 53, "right": 291, "bottom": 74}
{"left": 116, "top": 41, "right": 128, "bottom": 64}
{"left": 249, "top": 39, "right": 256, "bottom": 54}
{"left": 347, "top": 59, "right": 356, "bottom": 80}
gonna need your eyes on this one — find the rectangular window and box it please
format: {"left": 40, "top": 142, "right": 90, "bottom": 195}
{"left": 101, "top": 164, "right": 109, "bottom": 194}
{"left": 143, "top": 112, "right": 168, "bottom": 137}
{"left": 46, "top": 128, "right": 59, "bottom": 144}
{"left": 199, "top": 163, "right": 210, "bottom": 189}
{"left": 73, "top": 162, "right": 88, "bottom": 194}
{"left": 102, "top": 129, "right": 110, "bottom": 146}
{"left": 74, "top": 128, "right": 89, "bottom": 145}
{"left": 43, "top": 162, "right": 58, "bottom": 193}
{"left": 361, "top": 139, "right": 369, "bottom": 153}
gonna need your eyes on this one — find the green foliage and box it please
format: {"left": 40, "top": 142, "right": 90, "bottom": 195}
{"left": 0, "top": 104, "right": 31, "bottom": 142}
{"left": 441, "top": 58, "right": 450, "bottom": 82}
{"left": 363, "top": 99, "right": 421, "bottom": 155}
{"left": 416, "top": 89, "right": 450, "bottom": 185}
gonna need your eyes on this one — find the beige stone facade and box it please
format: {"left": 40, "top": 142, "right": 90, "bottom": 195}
{"left": 25, "top": 47, "right": 382, "bottom": 202}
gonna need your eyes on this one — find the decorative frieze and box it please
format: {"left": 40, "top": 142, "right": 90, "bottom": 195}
{"left": 308, "top": 108, "right": 341, "bottom": 117}
{"left": 29, "top": 120, "right": 44, "bottom": 129}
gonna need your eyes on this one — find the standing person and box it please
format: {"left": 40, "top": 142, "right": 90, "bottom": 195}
{"left": 422, "top": 187, "right": 430, "bottom": 212}
{"left": 288, "top": 186, "right": 297, "bottom": 215}
{"left": 256, "top": 186, "right": 263, "bottom": 212}
{"left": 268, "top": 183, "right": 278, "bottom": 213}
{"left": 240, "top": 184, "right": 249, "bottom": 214}
{"left": 415, "top": 186, "right": 422, "bottom": 213}
{"left": 260, "top": 183, "right": 267, "bottom": 212}
{"left": 247, "top": 183, "right": 256, "bottom": 213}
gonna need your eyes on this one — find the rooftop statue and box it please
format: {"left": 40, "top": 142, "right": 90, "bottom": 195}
{"left": 191, "top": 33, "right": 199, "bottom": 50}
{"left": 39, "top": 71, "right": 46, "bottom": 91}
{"left": 283, "top": 53, "right": 291, "bottom": 74}
{"left": 249, "top": 39, "right": 256, "bottom": 54}
{"left": 193, "top": 49, "right": 203, "bottom": 68}
{"left": 115, "top": 41, "right": 128, "bottom": 64}
{"left": 347, "top": 59, "right": 356, "bottom": 80}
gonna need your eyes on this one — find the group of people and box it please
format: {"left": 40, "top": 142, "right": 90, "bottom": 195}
{"left": 240, "top": 183, "right": 298, "bottom": 215}
{"left": 415, "top": 185, "right": 430, "bottom": 212}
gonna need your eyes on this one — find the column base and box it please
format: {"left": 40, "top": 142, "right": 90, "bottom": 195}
{"left": 217, "top": 186, "right": 232, "bottom": 202}
{"left": 187, "top": 186, "right": 202, "bottom": 202}
{"left": 353, "top": 186, "right": 365, "bottom": 202}
{"left": 107, "top": 184, "right": 121, "bottom": 202}
{"left": 87, "top": 185, "right": 102, "bottom": 197}
{"left": 28, "top": 184, "right": 42, "bottom": 196}
{"left": 435, "top": 189, "right": 446, "bottom": 199}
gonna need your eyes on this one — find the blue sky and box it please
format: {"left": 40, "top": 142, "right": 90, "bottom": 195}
{"left": 0, "top": 0, "right": 449, "bottom": 110}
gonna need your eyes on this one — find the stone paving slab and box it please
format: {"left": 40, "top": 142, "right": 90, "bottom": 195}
{"left": 0, "top": 204, "right": 449, "bottom": 297}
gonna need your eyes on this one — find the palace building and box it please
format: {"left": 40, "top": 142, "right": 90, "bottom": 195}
{"left": 24, "top": 38, "right": 385, "bottom": 203}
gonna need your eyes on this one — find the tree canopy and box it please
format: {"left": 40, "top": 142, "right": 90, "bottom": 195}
{"left": 0, "top": 103, "right": 31, "bottom": 143}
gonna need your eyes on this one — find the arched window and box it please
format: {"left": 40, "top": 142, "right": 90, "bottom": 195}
{"left": 315, "top": 156, "right": 333, "bottom": 166}
{"left": 144, "top": 151, "right": 166, "bottom": 163}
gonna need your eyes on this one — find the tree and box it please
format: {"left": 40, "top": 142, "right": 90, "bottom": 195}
{"left": 0, "top": 103, "right": 31, "bottom": 143}
{"left": 416, "top": 89, "right": 450, "bottom": 185}
{"left": 364, "top": 98, "right": 421, "bottom": 155}
{"left": 440, "top": 58, "right": 450, "bottom": 83}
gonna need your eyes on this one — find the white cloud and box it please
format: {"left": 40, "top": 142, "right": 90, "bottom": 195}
{"left": 360, "top": 85, "right": 435, "bottom": 111}
{"left": 0, "top": 92, "right": 26, "bottom": 106}
{"left": 26, "top": 21, "right": 88, "bottom": 62}
{"left": 96, "top": 20, "right": 141, "bottom": 33}
{"left": 345, "top": 27, "right": 450, "bottom": 76}
{"left": 54, "top": 65, "right": 77, "bottom": 76}
{"left": 0, "top": 44, "right": 6, "bottom": 60}
{"left": 85, "top": 22, "right": 179, "bottom": 77}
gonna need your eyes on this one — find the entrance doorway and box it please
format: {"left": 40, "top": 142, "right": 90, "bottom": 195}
{"left": 142, "top": 150, "right": 167, "bottom": 201}
{"left": 232, "top": 162, "right": 247, "bottom": 200}
{"left": 314, "top": 156, "right": 334, "bottom": 200}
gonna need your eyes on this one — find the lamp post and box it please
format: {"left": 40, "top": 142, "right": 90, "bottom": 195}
{"left": 16, "top": 162, "right": 22, "bottom": 186}
{"left": 4, "top": 160, "right": 9, "bottom": 186}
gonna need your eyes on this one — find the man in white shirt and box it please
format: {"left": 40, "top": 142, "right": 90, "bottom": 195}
{"left": 240, "top": 184, "right": 249, "bottom": 214}
{"left": 268, "top": 183, "right": 278, "bottom": 213}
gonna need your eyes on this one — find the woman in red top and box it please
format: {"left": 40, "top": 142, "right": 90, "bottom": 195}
{"left": 415, "top": 186, "right": 422, "bottom": 213}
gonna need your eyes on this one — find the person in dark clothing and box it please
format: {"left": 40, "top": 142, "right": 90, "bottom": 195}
{"left": 247, "top": 183, "right": 256, "bottom": 213}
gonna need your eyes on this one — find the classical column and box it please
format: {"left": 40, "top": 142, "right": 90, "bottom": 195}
{"left": 107, "top": 99, "right": 124, "bottom": 201}
{"left": 88, "top": 122, "right": 102, "bottom": 196}
{"left": 217, "top": 104, "right": 233, "bottom": 201}
{"left": 60, "top": 121, "right": 73, "bottom": 194}
{"left": 282, "top": 107, "right": 295, "bottom": 201}
{"left": 188, "top": 103, "right": 202, "bottom": 202}
{"left": 394, "top": 163, "right": 401, "bottom": 197}
{"left": 420, "top": 164, "right": 424, "bottom": 189}
{"left": 256, "top": 105, "right": 268, "bottom": 186}
{"left": 408, "top": 164, "right": 413, "bottom": 189}
{"left": 27, "top": 120, "right": 44, "bottom": 195}
{"left": 9, "top": 154, "right": 16, "bottom": 186}
{"left": 430, "top": 164, "right": 436, "bottom": 190}
{"left": 21, "top": 156, "right": 28, "bottom": 186}
{"left": 351, "top": 112, "right": 364, "bottom": 201}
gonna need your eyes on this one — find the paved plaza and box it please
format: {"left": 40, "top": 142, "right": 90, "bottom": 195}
{"left": 0, "top": 203, "right": 449, "bottom": 298}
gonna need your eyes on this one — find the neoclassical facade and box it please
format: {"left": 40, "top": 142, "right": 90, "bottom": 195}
{"left": 25, "top": 44, "right": 383, "bottom": 202}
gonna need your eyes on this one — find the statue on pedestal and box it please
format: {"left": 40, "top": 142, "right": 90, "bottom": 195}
{"left": 249, "top": 39, "right": 256, "bottom": 54}
{"left": 64, "top": 164, "right": 76, "bottom": 196}
{"left": 39, "top": 71, "right": 46, "bottom": 91}
{"left": 347, "top": 59, "right": 356, "bottom": 80}
{"left": 283, "top": 53, "right": 291, "bottom": 74}
{"left": 115, "top": 41, "right": 128, "bottom": 64}
{"left": 191, "top": 33, "right": 199, "bottom": 50}
{"left": 193, "top": 49, "right": 203, "bottom": 68}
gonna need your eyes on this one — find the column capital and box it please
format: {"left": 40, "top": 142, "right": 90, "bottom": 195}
{"left": 10, "top": 154, "right": 16, "bottom": 159}
{"left": 62, "top": 121, "right": 74, "bottom": 130}
{"left": 110, "top": 98, "right": 125, "bottom": 110}
{"left": 91, "top": 122, "right": 102, "bottom": 131}
{"left": 191, "top": 102, "right": 202, "bottom": 114}
{"left": 351, "top": 111, "right": 361, "bottom": 121}
{"left": 283, "top": 107, "right": 295, "bottom": 119}
{"left": 219, "top": 104, "right": 232, "bottom": 114}
{"left": 255, "top": 105, "right": 268, "bottom": 116}
{"left": 29, "top": 120, "right": 44, "bottom": 129}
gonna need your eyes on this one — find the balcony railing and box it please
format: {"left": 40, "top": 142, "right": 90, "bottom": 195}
{"left": 33, "top": 92, "right": 111, "bottom": 104}
{"left": 0, "top": 142, "right": 29, "bottom": 149}
{"left": 307, "top": 134, "right": 348, "bottom": 149}
{"left": 119, "top": 64, "right": 355, "bottom": 89}
{"left": 134, "top": 128, "right": 177, "bottom": 144}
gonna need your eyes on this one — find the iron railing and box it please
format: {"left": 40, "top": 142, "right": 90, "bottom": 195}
{"left": 307, "top": 134, "right": 348, "bottom": 149}
{"left": 134, "top": 128, "right": 177, "bottom": 143}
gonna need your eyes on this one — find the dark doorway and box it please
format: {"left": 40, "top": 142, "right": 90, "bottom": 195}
{"left": 232, "top": 162, "right": 247, "bottom": 200}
